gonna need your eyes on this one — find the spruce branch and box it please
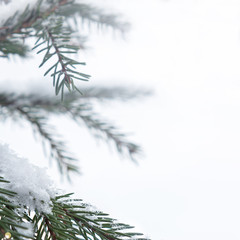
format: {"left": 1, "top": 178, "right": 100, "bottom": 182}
{"left": 0, "top": 93, "right": 80, "bottom": 176}
{"left": 66, "top": 104, "right": 141, "bottom": 161}
{"left": 0, "top": 177, "right": 33, "bottom": 240}
{"left": 0, "top": 0, "right": 129, "bottom": 57}
{"left": 17, "top": 107, "right": 79, "bottom": 176}
{"left": 1, "top": 177, "right": 149, "bottom": 239}
{"left": 0, "top": 91, "right": 143, "bottom": 162}
{"left": 0, "top": 1, "right": 149, "bottom": 239}
{"left": 57, "top": 2, "right": 130, "bottom": 33}
{"left": 80, "top": 86, "right": 152, "bottom": 101}
{"left": 33, "top": 16, "right": 90, "bottom": 98}
{"left": 41, "top": 193, "right": 149, "bottom": 240}
{"left": 0, "top": 39, "right": 29, "bottom": 58}
{"left": 0, "top": 0, "right": 70, "bottom": 58}
{"left": 0, "top": 0, "right": 69, "bottom": 41}
{"left": 0, "top": 0, "right": 130, "bottom": 95}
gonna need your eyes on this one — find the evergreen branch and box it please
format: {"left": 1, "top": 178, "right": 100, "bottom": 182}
{"left": 44, "top": 216, "right": 57, "bottom": 240}
{"left": 80, "top": 86, "right": 152, "bottom": 101}
{"left": 0, "top": 92, "right": 143, "bottom": 161}
{"left": 16, "top": 107, "right": 79, "bottom": 176}
{"left": 0, "top": 177, "right": 32, "bottom": 240}
{"left": 39, "top": 193, "right": 150, "bottom": 240}
{"left": 0, "top": 0, "right": 129, "bottom": 58}
{"left": 33, "top": 16, "right": 90, "bottom": 98}
{"left": 0, "top": 0, "right": 129, "bottom": 95}
{"left": 0, "top": 174, "right": 149, "bottom": 239}
{"left": 0, "top": 39, "right": 29, "bottom": 58}
{"left": 46, "top": 28, "right": 72, "bottom": 86}
{"left": 0, "top": 1, "right": 148, "bottom": 239}
{"left": 0, "top": 0, "right": 71, "bottom": 57}
{"left": 58, "top": 2, "right": 130, "bottom": 33}
{"left": 0, "top": 94, "right": 80, "bottom": 176}
{"left": 67, "top": 104, "right": 141, "bottom": 161}
{"left": 0, "top": 0, "right": 70, "bottom": 41}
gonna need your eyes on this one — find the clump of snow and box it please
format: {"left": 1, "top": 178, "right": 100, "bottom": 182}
{"left": 0, "top": 143, "right": 57, "bottom": 214}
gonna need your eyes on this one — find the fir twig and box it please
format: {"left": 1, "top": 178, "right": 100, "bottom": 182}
{"left": 0, "top": 93, "right": 79, "bottom": 176}
{"left": 32, "top": 16, "right": 90, "bottom": 98}
{"left": 58, "top": 2, "right": 130, "bottom": 33}
{"left": 0, "top": 91, "right": 143, "bottom": 162}
{"left": 66, "top": 104, "right": 141, "bottom": 161}
{"left": 80, "top": 86, "right": 152, "bottom": 101}
{"left": 17, "top": 107, "right": 79, "bottom": 175}
{"left": 0, "top": 176, "right": 149, "bottom": 239}
{"left": 0, "top": 0, "right": 69, "bottom": 41}
{"left": 0, "top": 0, "right": 130, "bottom": 95}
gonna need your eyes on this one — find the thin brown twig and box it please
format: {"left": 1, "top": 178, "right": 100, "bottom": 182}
{"left": 46, "top": 28, "right": 71, "bottom": 84}
{"left": 44, "top": 216, "right": 57, "bottom": 240}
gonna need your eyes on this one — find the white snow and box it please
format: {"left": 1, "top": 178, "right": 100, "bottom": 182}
{"left": 0, "top": 0, "right": 38, "bottom": 24}
{"left": 0, "top": 143, "right": 57, "bottom": 214}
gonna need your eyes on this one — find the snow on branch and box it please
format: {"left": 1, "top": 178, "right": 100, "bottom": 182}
{"left": 0, "top": 145, "right": 149, "bottom": 239}
{"left": 0, "top": 143, "right": 57, "bottom": 214}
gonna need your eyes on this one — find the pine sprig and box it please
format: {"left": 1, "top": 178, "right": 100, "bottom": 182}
{"left": 33, "top": 16, "right": 90, "bottom": 99}
{"left": 17, "top": 107, "right": 79, "bottom": 176}
{"left": 79, "top": 86, "right": 152, "bottom": 101}
{"left": 66, "top": 104, "right": 141, "bottom": 161}
{"left": 0, "top": 0, "right": 68, "bottom": 41}
{"left": 41, "top": 193, "right": 149, "bottom": 240}
{"left": 0, "top": 93, "right": 80, "bottom": 176}
{"left": 0, "top": 177, "right": 149, "bottom": 240}
{"left": 0, "top": 91, "right": 143, "bottom": 163}
{"left": 0, "top": 39, "right": 29, "bottom": 58}
{"left": 57, "top": 2, "right": 130, "bottom": 33}
{"left": 0, "top": 0, "right": 129, "bottom": 95}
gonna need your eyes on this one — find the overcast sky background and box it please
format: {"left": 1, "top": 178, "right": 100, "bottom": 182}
{"left": 2, "top": 0, "right": 240, "bottom": 239}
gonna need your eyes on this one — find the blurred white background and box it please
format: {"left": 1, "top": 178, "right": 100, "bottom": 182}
{"left": 2, "top": 0, "right": 240, "bottom": 239}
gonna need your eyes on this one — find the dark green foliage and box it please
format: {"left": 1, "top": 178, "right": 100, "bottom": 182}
{"left": 0, "top": 177, "right": 33, "bottom": 240}
{"left": 0, "top": 177, "right": 149, "bottom": 239}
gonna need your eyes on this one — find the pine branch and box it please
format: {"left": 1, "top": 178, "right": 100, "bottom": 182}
{"left": 1, "top": 177, "right": 149, "bottom": 240}
{"left": 33, "top": 16, "right": 90, "bottom": 98}
{"left": 0, "top": 0, "right": 72, "bottom": 60}
{"left": 0, "top": 1, "right": 149, "bottom": 239}
{"left": 0, "top": 0, "right": 130, "bottom": 95}
{"left": 0, "top": 0, "right": 127, "bottom": 59}
{"left": 0, "top": 39, "right": 29, "bottom": 58}
{"left": 58, "top": 2, "right": 130, "bottom": 33}
{"left": 0, "top": 0, "right": 69, "bottom": 41}
{"left": 17, "top": 107, "right": 79, "bottom": 175}
{"left": 80, "top": 86, "right": 152, "bottom": 101}
{"left": 67, "top": 104, "right": 141, "bottom": 161}
{"left": 41, "top": 193, "right": 149, "bottom": 240}
{"left": 0, "top": 91, "right": 143, "bottom": 162}
{"left": 0, "top": 94, "right": 80, "bottom": 177}
{"left": 0, "top": 177, "right": 33, "bottom": 240}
